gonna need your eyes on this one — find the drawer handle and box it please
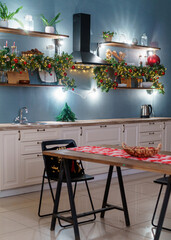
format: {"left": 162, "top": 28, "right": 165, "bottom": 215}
{"left": 37, "top": 129, "right": 45, "bottom": 132}
{"left": 18, "top": 130, "right": 21, "bottom": 141}
{"left": 100, "top": 125, "right": 107, "bottom": 128}
{"left": 37, "top": 154, "right": 43, "bottom": 157}
{"left": 149, "top": 122, "right": 155, "bottom": 125}
{"left": 149, "top": 142, "right": 154, "bottom": 144}
{"left": 149, "top": 132, "right": 155, "bottom": 135}
{"left": 37, "top": 141, "right": 41, "bottom": 144}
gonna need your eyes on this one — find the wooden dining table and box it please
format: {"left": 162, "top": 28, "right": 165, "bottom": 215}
{"left": 43, "top": 145, "right": 171, "bottom": 240}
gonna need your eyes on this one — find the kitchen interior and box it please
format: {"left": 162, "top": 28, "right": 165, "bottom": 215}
{"left": 0, "top": 0, "right": 171, "bottom": 239}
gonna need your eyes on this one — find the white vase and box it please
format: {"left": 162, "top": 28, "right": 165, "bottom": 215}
{"left": 0, "top": 20, "right": 8, "bottom": 28}
{"left": 45, "top": 26, "right": 55, "bottom": 34}
{"left": 39, "top": 69, "right": 57, "bottom": 83}
{"left": 142, "top": 82, "right": 153, "bottom": 88}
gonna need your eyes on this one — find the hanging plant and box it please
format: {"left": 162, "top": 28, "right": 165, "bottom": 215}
{"left": 94, "top": 57, "right": 166, "bottom": 94}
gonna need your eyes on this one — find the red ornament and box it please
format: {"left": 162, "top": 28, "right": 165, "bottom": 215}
{"left": 48, "top": 64, "right": 52, "bottom": 68}
{"left": 14, "top": 58, "right": 18, "bottom": 63}
{"left": 134, "top": 68, "right": 137, "bottom": 72}
{"left": 105, "top": 69, "right": 108, "bottom": 72}
{"left": 24, "top": 61, "right": 27, "bottom": 65}
{"left": 19, "top": 71, "right": 22, "bottom": 74}
{"left": 129, "top": 69, "right": 132, "bottom": 73}
{"left": 142, "top": 73, "right": 145, "bottom": 76}
{"left": 71, "top": 65, "right": 75, "bottom": 69}
{"left": 147, "top": 54, "right": 160, "bottom": 66}
{"left": 66, "top": 57, "right": 69, "bottom": 60}
{"left": 64, "top": 72, "right": 67, "bottom": 76}
{"left": 72, "top": 88, "right": 74, "bottom": 91}
{"left": 100, "top": 79, "right": 103, "bottom": 83}
{"left": 162, "top": 72, "right": 165, "bottom": 75}
{"left": 50, "top": 73, "right": 52, "bottom": 76}
{"left": 114, "top": 72, "right": 118, "bottom": 76}
{"left": 125, "top": 63, "right": 127, "bottom": 66}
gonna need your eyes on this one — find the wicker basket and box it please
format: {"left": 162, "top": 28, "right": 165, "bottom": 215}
{"left": 122, "top": 143, "right": 161, "bottom": 158}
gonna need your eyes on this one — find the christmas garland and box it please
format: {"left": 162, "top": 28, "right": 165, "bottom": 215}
{"left": 94, "top": 58, "right": 166, "bottom": 94}
{"left": 0, "top": 51, "right": 76, "bottom": 90}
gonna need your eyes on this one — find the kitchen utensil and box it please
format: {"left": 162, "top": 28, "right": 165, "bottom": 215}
{"left": 141, "top": 104, "right": 152, "bottom": 118}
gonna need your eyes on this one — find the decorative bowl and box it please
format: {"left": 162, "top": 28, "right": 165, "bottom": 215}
{"left": 142, "top": 82, "right": 153, "bottom": 88}
{"left": 122, "top": 143, "right": 161, "bottom": 158}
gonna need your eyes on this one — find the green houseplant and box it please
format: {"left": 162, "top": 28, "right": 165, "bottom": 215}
{"left": 103, "top": 31, "right": 114, "bottom": 42}
{"left": 40, "top": 12, "right": 62, "bottom": 33}
{"left": 0, "top": 2, "right": 23, "bottom": 28}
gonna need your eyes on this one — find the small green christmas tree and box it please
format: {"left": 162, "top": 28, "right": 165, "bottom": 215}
{"left": 56, "top": 103, "right": 77, "bottom": 122}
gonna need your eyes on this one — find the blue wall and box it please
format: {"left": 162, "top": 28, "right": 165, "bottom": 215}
{"left": 0, "top": 0, "right": 170, "bottom": 123}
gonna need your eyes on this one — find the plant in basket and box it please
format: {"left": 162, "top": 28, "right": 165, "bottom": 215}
{"left": 103, "top": 31, "right": 115, "bottom": 42}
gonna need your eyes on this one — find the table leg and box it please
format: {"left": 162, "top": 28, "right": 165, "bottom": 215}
{"left": 50, "top": 162, "right": 64, "bottom": 231}
{"left": 116, "top": 166, "right": 130, "bottom": 226}
{"left": 63, "top": 159, "right": 80, "bottom": 240}
{"left": 100, "top": 165, "right": 114, "bottom": 218}
{"left": 154, "top": 175, "right": 171, "bottom": 240}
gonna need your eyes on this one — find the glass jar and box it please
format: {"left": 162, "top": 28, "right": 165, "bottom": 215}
{"left": 141, "top": 33, "right": 148, "bottom": 46}
{"left": 24, "top": 15, "right": 34, "bottom": 31}
{"left": 0, "top": 71, "right": 8, "bottom": 83}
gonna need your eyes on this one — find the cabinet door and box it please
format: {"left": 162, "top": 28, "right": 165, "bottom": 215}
{"left": 61, "top": 127, "right": 82, "bottom": 146}
{"left": 82, "top": 125, "right": 122, "bottom": 175}
{"left": 164, "top": 122, "right": 171, "bottom": 151}
{"left": 20, "top": 153, "right": 44, "bottom": 186}
{"left": 123, "top": 124, "right": 139, "bottom": 146}
{"left": 0, "top": 131, "right": 20, "bottom": 190}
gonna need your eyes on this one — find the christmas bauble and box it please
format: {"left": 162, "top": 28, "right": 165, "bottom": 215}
{"left": 147, "top": 54, "right": 160, "bottom": 66}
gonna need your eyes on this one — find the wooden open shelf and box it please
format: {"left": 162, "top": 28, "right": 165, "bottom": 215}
{"left": 0, "top": 26, "right": 69, "bottom": 39}
{"left": 98, "top": 41, "right": 160, "bottom": 51}
{"left": 0, "top": 83, "right": 65, "bottom": 87}
{"left": 0, "top": 83, "right": 153, "bottom": 89}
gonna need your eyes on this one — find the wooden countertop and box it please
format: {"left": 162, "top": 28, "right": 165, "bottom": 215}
{"left": 0, "top": 117, "right": 171, "bottom": 131}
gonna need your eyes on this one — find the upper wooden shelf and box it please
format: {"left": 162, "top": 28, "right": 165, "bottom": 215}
{"left": 0, "top": 26, "right": 69, "bottom": 39}
{"left": 98, "top": 41, "right": 160, "bottom": 51}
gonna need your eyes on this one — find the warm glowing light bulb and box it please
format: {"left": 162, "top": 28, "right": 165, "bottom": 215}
{"left": 53, "top": 88, "right": 67, "bottom": 101}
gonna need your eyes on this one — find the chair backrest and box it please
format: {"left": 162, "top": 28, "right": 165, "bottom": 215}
{"left": 42, "top": 139, "right": 77, "bottom": 151}
{"left": 42, "top": 139, "right": 79, "bottom": 180}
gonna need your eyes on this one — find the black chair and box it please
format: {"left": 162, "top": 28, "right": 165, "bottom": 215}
{"left": 38, "top": 139, "right": 96, "bottom": 227}
{"left": 151, "top": 174, "right": 171, "bottom": 231}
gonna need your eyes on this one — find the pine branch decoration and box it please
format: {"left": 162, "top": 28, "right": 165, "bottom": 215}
{"left": 56, "top": 103, "right": 77, "bottom": 122}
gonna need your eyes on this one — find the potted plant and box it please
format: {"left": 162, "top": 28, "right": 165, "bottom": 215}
{"left": 103, "top": 31, "right": 114, "bottom": 42}
{"left": 40, "top": 13, "right": 62, "bottom": 34}
{"left": 0, "top": 2, "right": 23, "bottom": 28}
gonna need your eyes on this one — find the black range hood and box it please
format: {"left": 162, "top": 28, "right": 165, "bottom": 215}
{"left": 72, "top": 13, "right": 109, "bottom": 66}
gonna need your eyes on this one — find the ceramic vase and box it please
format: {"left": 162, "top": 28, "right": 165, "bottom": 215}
{"left": 0, "top": 20, "right": 8, "bottom": 28}
{"left": 45, "top": 26, "right": 55, "bottom": 34}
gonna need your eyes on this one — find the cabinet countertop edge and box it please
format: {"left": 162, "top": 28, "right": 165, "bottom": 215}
{"left": 0, "top": 117, "right": 170, "bottom": 131}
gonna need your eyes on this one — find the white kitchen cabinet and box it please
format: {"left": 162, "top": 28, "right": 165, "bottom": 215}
{"left": 60, "top": 124, "right": 122, "bottom": 175}
{"left": 163, "top": 121, "right": 171, "bottom": 151}
{"left": 122, "top": 124, "right": 139, "bottom": 146}
{"left": 82, "top": 124, "right": 122, "bottom": 175}
{"left": 139, "top": 122, "right": 163, "bottom": 149}
{"left": 20, "top": 153, "right": 44, "bottom": 186}
{"left": 60, "top": 126, "right": 82, "bottom": 146}
{"left": 0, "top": 131, "right": 20, "bottom": 190}
{"left": 19, "top": 128, "right": 59, "bottom": 187}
